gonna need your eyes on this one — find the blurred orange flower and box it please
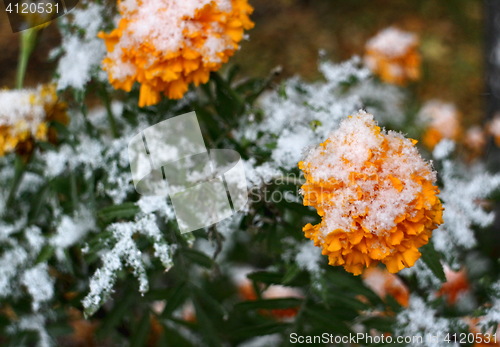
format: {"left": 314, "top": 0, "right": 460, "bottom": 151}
{"left": 362, "top": 267, "right": 409, "bottom": 307}
{"left": 419, "top": 100, "right": 461, "bottom": 150}
{"left": 436, "top": 266, "right": 470, "bottom": 305}
{"left": 99, "top": 0, "right": 254, "bottom": 107}
{"left": 464, "top": 126, "right": 487, "bottom": 159}
{"left": 261, "top": 285, "right": 303, "bottom": 319}
{"left": 364, "top": 27, "right": 421, "bottom": 85}
{"left": 233, "top": 268, "right": 302, "bottom": 320}
{"left": 299, "top": 111, "right": 443, "bottom": 275}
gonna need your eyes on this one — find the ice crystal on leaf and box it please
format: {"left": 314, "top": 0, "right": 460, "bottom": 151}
{"left": 8, "top": 314, "right": 52, "bottom": 347}
{"left": 53, "top": 1, "right": 108, "bottom": 90}
{"left": 396, "top": 296, "right": 459, "bottom": 347}
{"left": 82, "top": 214, "right": 175, "bottom": 316}
{"left": 431, "top": 142, "right": 500, "bottom": 264}
{"left": 21, "top": 264, "right": 54, "bottom": 312}
{"left": 238, "top": 57, "right": 406, "bottom": 178}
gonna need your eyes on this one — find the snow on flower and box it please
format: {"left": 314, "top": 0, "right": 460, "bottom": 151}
{"left": 364, "top": 27, "right": 421, "bottom": 85}
{"left": 299, "top": 111, "right": 443, "bottom": 275}
{"left": 419, "top": 100, "right": 461, "bottom": 150}
{"left": 98, "top": 0, "right": 254, "bottom": 106}
{"left": 0, "top": 84, "right": 68, "bottom": 156}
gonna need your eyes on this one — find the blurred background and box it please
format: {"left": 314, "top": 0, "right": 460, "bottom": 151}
{"left": 0, "top": 0, "right": 484, "bottom": 125}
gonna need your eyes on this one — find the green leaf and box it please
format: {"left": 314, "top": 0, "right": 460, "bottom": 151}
{"left": 235, "top": 298, "right": 302, "bottom": 311}
{"left": 162, "top": 282, "right": 189, "bottom": 318}
{"left": 282, "top": 264, "right": 301, "bottom": 285}
{"left": 130, "top": 311, "right": 151, "bottom": 347}
{"left": 231, "top": 322, "right": 290, "bottom": 339}
{"left": 304, "top": 306, "right": 353, "bottom": 335}
{"left": 98, "top": 202, "right": 140, "bottom": 223}
{"left": 247, "top": 271, "right": 283, "bottom": 285}
{"left": 49, "top": 120, "right": 71, "bottom": 140}
{"left": 182, "top": 249, "right": 214, "bottom": 269}
{"left": 35, "top": 245, "right": 54, "bottom": 264}
{"left": 193, "top": 297, "right": 221, "bottom": 347}
{"left": 420, "top": 242, "right": 446, "bottom": 283}
{"left": 97, "top": 291, "right": 135, "bottom": 335}
{"left": 191, "top": 285, "right": 226, "bottom": 318}
{"left": 159, "top": 322, "right": 195, "bottom": 347}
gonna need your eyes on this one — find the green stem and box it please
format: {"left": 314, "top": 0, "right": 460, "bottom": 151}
{"left": 6, "top": 156, "right": 27, "bottom": 206}
{"left": 16, "top": 28, "right": 38, "bottom": 89}
{"left": 100, "top": 87, "right": 119, "bottom": 138}
{"left": 70, "top": 170, "right": 78, "bottom": 211}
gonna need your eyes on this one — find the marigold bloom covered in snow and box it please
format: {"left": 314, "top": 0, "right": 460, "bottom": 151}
{"left": 0, "top": 84, "right": 68, "bottom": 156}
{"left": 299, "top": 111, "right": 443, "bottom": 275}
{"left": 362, "top": 267, "right": 410, "bottom": 307}
{"left": 98, "top": 0, "right": 254, "bottom": 107}
{"left": 364, "top": 27, "right": 421, "bottom": 85}
{"left": 419, "top": 100, "right": 461, "bottom": 149}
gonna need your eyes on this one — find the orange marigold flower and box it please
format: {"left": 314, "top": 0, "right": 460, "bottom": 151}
{"left": 364, "top": 27, "right": 421, "bottom": 85}
{"left": 362, "top": 267, "right": 410, "bottom": 307}
{"left": 436, "top": 265, "right": 470, "bottom": 305}
{"left": 419, "top": 100, "right": 461, "bottom": 150}
{"left": 98, "top": 0, "right": 254, "bottom": 107}
{"left": 0, "top": 84, "right": 68, "bottom": 157}
{"left": 232, "top": 268, "right": 302, "bottom": 320}
{"left": 298, "top": 111, "right": 443, "bottom": 276}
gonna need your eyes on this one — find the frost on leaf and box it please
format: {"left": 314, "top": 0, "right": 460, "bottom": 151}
{"left": 82, "top": 214, "right": 174, "bottom": 316}
{"left": 236, "top": 57, "right": 405, "bottom": 181}
{"left": 396, "top": 296, "right": 459, "bottom": 347}
{"left": 8, "top": 314, "right": 52, "bottom": 347}
{"left": 21, "top": 264, "right": 55, "bottom": 312}
{"left": 432, "top": 147, "right": 500, "bottom": 264}
{"left": 52, "top": 1, "right": 109, "bottom": 90}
